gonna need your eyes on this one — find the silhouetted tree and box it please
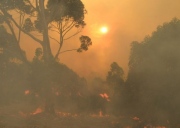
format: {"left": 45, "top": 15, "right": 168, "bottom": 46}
{"left": 0, "top": 25, "right": 28, "bottom": 105}
{"left": 0, "top": 0, "right": 92, "bottom": 61}
{"left": 107, "top": 62, "right": 124, "bottom": 89}
{"left": 0, "top": 0, "right": 92, "bottom": 114}
{"left": 106, "top": 62, "right": 125, "bottom": 115}
{"left": 29, "top": 48, "right": 89, "bottom": 114}
{"left": 125, "top": 18, "right": 180, "bottom": 127}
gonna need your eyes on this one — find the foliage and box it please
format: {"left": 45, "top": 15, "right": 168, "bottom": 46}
{"left": 106, "top": 62, "right": 125, "bottom": 115}
{"left": 0, "top": 0, "right": 91, "bottom": 60}
{"left": 0, "top": 26, "right": 29, "bottom": 104}
{"left": 46, "top": 0, "right": 86, "bottom": 22}
{"left": 106, "top": 62, "right": 124, "bottom": 86}
{"left": 0, "top": 0, "right": 34, "bottom": 14}
{"left": 0, "top": 0, "right": 92, "bottom": 114}
{"left": 77, "top": 35, "right": 92, "bottom": 52}
{"left": 125, "top": 18, "right": 180, "bottom": 126}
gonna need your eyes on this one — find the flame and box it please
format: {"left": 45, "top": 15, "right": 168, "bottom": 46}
{"left": 99, "top": 93, "right": 110, "bottom": 101}
{"left": 24, "top": 90, "right": 30, "bottom": 95}
{"left": 57, "top": 112, "right": 74, "bottom": 117}
{"left": 31, "top": 107, "right": 43, "bottom": 115}
{"left": 132, "top": 116, "right": 140, "bottom": 121}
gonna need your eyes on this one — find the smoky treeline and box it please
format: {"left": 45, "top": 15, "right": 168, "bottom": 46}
{"left": 1, "top": 17, "right": 180, "bottom": 127}
{"left": 1, "top": 0, "right": 180, "bottom": 128}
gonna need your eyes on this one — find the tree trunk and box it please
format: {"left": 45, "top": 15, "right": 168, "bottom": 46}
{"left": 39, "top": 0, "right": 55, "bottom": 114}
{"left": 39, "top": 0, "right": 53, "bottom": 61}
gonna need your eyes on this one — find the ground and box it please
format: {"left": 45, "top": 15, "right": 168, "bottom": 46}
{"left": 0, "top": 103, "right": 166, "bottom": 128}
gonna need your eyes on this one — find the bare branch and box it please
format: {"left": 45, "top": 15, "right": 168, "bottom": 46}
{"left": 63, "top": 23, "right": 75, "bottom": 37}
{"left": 31, "top": 32, "right": 43, "bottom": 36}
{"left": 59, "top": 49, "right": 78, "bottom": 54}
{"left": 62, "top": 20, "right": 69, "bottom": 30}
{"left": 62, "top": 18, "right": 73, "bottom": 30}
{"left": 0, "top": 7, "right": 42, "bottom": 44}
{"left": 49, "top": 28, "right": 60, "bottom": 34}
{"left": 10, "top": 17, "right": 43, "bottom": 44}
{"left": 54, "top": 22, "right": 63, "bottom": 59}
{"left": 49, "top": 35, "right": 60, "bottom": 44}
{"left": 50, "top": 23, "right": 59, "bottom": 29}
{"left": 5, "top": 18, "right": 18, "bottom": 43}
{"left": 17, "top": 12, "right": 25, "bottom": 43}
{"left": 62, "top": 21, "right": 74, "bottom": 33}
{"left": 64, "top": 31, "right": 81, "bottom": 40}
{"left": 1, "top": 10, "right": 43, "bottom": 44}
{"left": 26, "top": 0, "right": 37, "bottom": 11}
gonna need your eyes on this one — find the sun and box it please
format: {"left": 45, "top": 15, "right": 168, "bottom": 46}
{"left": 100, "top": 26, "right": 108, "bottom": 34}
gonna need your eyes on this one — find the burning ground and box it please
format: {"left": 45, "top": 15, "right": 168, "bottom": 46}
{"left": 0, "top": 103, "right": 168, "bottom": 128}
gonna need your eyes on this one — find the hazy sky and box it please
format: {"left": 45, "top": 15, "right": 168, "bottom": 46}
{"left": 23, "top": 0, "right": 180, "bottom": 79}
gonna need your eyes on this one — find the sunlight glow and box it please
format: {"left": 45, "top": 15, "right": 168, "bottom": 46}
{"left": 100, "top": 26, "right": 108, "bottom": 34}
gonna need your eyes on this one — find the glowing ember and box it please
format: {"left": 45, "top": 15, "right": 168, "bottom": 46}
{"left": 31, "top": 107, "right": 43, "bottom": 115}
{"left": 24, "top": 90, "right": 30, "bottom": 95}
{"left": 99, "top": 93, "right": 110, "bottom": 101}
{"left": 132, "top": 116, "right": 140, "bottom": 121}
{"left": 57, "top": 112, "right": 72, "bottom": 117}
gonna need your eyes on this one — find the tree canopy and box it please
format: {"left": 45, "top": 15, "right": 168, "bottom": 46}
{"left": 0, "top": 0, "right": 92, "bottom": 61}
{"left": 125, "top": 18, "right": 180, "bottom": 126}
{"left": 0, "top": 0, "right": 92, "bottom": 114}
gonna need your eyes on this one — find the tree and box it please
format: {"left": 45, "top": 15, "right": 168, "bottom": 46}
{"left": 29, "top": 47, "right": 91, "bottom": 114}
{"left": 107, "top": 62, "right": 124, "bottom": 87}
{"left": 0, "top": 0, "right": 92, "bottom": 114}
{"left": 106, "top": 62, "right": 125, "bottom": 115}
{"left": 0, "top": 0, "right": 92, "bottom": 61}
{"left": 125, "top": 18, "right": 180, "bottom": 127}
{"left": 0, "top": 25, "right": 28, "bottom": 105}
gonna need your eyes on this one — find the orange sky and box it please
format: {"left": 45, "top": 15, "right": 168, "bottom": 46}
{"left": 22, "top": 0, "right": 180, "bottom": 80}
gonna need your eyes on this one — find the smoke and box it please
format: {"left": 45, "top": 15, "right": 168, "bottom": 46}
{"left": 57, "top": 0, "right": 180, "bottom": 79}
{"left": 19, "top": 0, "right": 180, "bottom": 80}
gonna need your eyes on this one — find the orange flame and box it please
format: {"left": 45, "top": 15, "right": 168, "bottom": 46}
{"left": 31, "top": 107, "right": 43, "bottom": 115}
{"left": 99, "top": 93, "right": 110, "bottom": 101}
{"left": 132, "top": 116, "right": 140, "bottom": 121}
{"left": 57, "top": 112, "right": 72, "bottom": 117}
{"left": 24, "top": 90, "right": 30, "bottom": 95}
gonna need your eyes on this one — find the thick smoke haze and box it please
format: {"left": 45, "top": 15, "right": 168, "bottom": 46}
{"left": 22, "top": 0, "right": 180, "bottom": 79}
{"left": 1, "top": 0, "right": 180, "bottom": 127}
